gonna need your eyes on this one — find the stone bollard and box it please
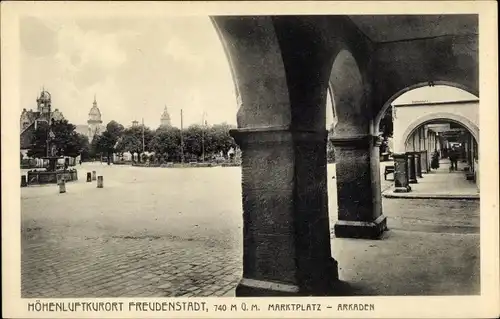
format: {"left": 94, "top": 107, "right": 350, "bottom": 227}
{"left": 21, "top": 175, "right": 28, "bottom": 187}
{"left": 59, "top": 179, "right": 66, "bottom": 193}
{"left": 92, "top": 171, "right": 97, "bottom": 181}
{"left": 87, "top": 172, "right": 92, "bottom": 182}
{"left": 97, "top": 176, "right": 103, "bottom": 188}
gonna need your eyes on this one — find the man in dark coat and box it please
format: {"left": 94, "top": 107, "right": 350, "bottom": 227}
{"left": 449, "top": 148, "right": 458, "bottom": 171}
{"left": 431, "top": 150, "right": 440, "bottom": 169}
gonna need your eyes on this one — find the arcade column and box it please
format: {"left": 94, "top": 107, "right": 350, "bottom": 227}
{"left": 420, "top": 150, "right": 429, "bottom": 173}
{"left": 393, "top": 153, "right": 411, "bottom": 193}
{"left": 407, "top": 152, "right": 418, "bottom": 184}
{"left": 231, "top": 127, "right": 338, "bottom": 296}
{"left": 414, "top": 152, "right": 423, "bottom": 178}
{"left": 331, "top": 134, "right": 387, "bottom": 239}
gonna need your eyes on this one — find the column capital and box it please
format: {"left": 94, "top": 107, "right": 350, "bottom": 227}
{"left": 230, "top": 126, "right": 328, "bottom": 146}
{"left": 329, "top": 134, "right": 382, "bottom": 148}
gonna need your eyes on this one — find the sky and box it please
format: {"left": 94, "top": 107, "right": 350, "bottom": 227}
{"left": 20, "top": 16, "right": 240, "bottom": 128}
{"left": 20, "top": 16, "right": 476, "bottom": 129}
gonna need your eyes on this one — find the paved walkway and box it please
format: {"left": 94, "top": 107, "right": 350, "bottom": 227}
{"left": 383, "top": 159, "right": 479, "bottom": 199}
{"left": 21, "top": 163, "right": 479, "bottom": 297}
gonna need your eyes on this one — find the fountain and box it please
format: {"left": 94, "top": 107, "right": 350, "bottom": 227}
{"left": 25, "top": 124, "right": 78, "bottom": 185}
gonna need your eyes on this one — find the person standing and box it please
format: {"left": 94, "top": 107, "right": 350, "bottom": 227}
{"left": 431, "top": 150, "right": 440, "bottom": 169}
{"left": 449, "top": 148, "right": 458, "bottom": 171}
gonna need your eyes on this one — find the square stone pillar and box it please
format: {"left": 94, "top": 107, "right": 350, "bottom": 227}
{"left": 420, "top": 150, "right": 429, "bottom": 173}
{"left": 231, "top": 127, "right": 338, "bottom": 296}
{"left": 393, "top": 153, "right": 411, "bottom": 193}
{"left": 414, "top": 152, "right": 423, "bottom": 178}
{"left": 407, "top": 152, "right": 418, "bottom": 184}
{"left": 331, "top": 135, "right": 388, "bottom": 239}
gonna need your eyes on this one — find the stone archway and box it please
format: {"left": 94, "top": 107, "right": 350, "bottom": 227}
{"left": 373, "top": 81, "right": 479, "bottom": 135}
{"left": 211, "top": 16, "right": 340, "bottom": 296}
{"left": 328, "top": 48, "right": 387, "bottom": 239}
{"left": 329, "top": 49, "right": 369, "bottom": 136}
{"left": 400, "top": 112, "right": 479, "bottom": 152}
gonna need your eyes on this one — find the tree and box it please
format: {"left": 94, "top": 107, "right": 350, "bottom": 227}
{"left": 89, "top": 135, "right": 100, "bottom": 160}
{"left": 184, "top": 125, "right": 204, "bottom": 160}
{"left": 207, "top": 123, "right": 237, "bottom": 158}
{"left": 75, "top": 133, "right": 90, "bottom": 161}
{"left": 103, "top": 121, "right": 125, "bottom": 164}
{"left": 115, "top": 125, "right": 153, "bottom": 162}
{"left": 378, "top": 106, "right": 393, "bottom": 155}
{"left": 89, "top": 121, "right": 125, "bottom": 164}
{"left": 126, "top": 122, "right": 237, "bottom": 163}
{"left": 149, "top": 126, "right": 182, "bottom": 162}
{"left": 94, "top": 132, "right": 114, "bottom": 164}
{"left": 379, "top": 106, "right": 393, "bottom": 138}
{"left": 27, "top": 119, "right": 88, "bottom": 158}
{"left": 106, "top": 121, "right": 125, "bottom": 141}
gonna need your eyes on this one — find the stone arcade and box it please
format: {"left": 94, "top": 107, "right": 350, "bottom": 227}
{"left": 210, "top": 15, "right": 478, "bottom": 296}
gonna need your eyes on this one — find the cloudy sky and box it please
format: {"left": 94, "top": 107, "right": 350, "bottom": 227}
{"left": 20, "top": 16, "right": 476, "bottom": 129}
{"left": 20, "top": 16, "right": 242, "bottom": 128}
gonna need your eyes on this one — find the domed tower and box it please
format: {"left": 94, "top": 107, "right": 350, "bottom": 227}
{"left": 88, "top": 94, "right": 103, "bottom": 143}
{"left": 160, "top": 105, "right": 171, "bottom": 127}
{"left": 36, "top": 89, "right": 52, "bottom": 117}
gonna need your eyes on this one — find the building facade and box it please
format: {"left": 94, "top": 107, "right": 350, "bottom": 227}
{"left": 20, "top": 90, "right": 106, "bottom": 156}
{"left": 20, "top": 90, "right": 65, "bottom": 151}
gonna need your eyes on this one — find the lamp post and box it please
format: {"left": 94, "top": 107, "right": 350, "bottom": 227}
{"left": 46, "top": 116, "right": 52, "bottom": 158}
{"left": 180, "top": 109, "right": 184, "bottom": 163}
{"left": 201, "top": 112, "right": 206, "bottom": 163}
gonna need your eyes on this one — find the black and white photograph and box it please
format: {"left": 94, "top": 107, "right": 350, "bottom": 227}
{"left": 2, "top": 1, "right": 499, "bottom": 318}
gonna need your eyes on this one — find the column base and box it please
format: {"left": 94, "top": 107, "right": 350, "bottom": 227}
{"left": 334, "top": 215, "right": 388, "bottom": 239}
{"left": 394, "top": 185, "right": 411, "bottom": 193}
{"left": 235, "top": 278, "right": 300, "bottom": 297}
{"left": 235, "top": 258, "right": 339, "bottom": 296}
{"left": 409, "top": 179, "right": 418, "bottom": 184}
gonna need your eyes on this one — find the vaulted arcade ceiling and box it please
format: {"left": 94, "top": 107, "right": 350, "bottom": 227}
{"left": 348, "top": 15, "right": 478, "bottom": 43}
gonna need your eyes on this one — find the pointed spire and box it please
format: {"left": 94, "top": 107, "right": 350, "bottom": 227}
{"left": 93, "top": 94, "right": 97, "bottom": 105}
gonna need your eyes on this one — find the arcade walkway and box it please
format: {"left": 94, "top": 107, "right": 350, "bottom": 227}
{"left": 383, "top": 159, "right": 479, "bottom": 199}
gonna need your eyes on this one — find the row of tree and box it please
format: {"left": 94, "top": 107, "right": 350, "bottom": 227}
{"left": 92, "top": 121, "right": 237, "bottom": 163}
{"left": 26, "top": 119, "right": 238, "bottom": 164}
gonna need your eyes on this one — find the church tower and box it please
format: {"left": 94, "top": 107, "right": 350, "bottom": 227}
{"left": 160, "top": 105, "right": 171, "bottom": 127}
{"left": 88, "top": 94, "right": 103, "bottom": 143}
{"left": 36, "top": 89, "right": 52, "bottom": 118}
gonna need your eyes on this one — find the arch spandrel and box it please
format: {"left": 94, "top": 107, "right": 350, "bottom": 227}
{"left": 373, "top": 81, "right": 479, "bottom": 134}
{"left": 371, "top": 35, "right": 479, "bottom": 125}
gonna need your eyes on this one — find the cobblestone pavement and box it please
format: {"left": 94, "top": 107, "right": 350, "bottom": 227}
{"left": 21, "top": 163, "right": 479, "bottom": 297}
